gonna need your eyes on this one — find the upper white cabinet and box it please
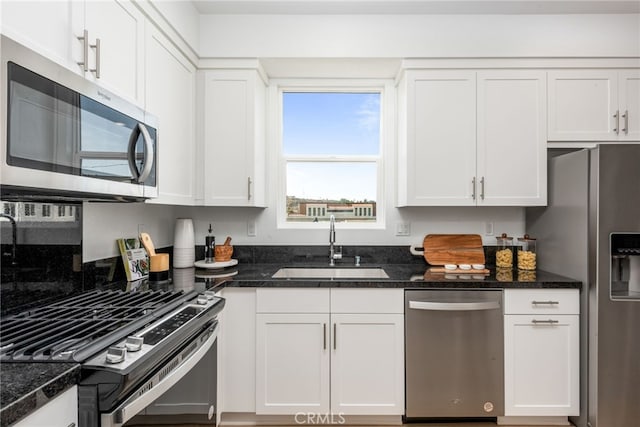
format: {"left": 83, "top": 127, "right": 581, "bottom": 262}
{"left": 548, "top": 70, "right": 640, "bottom": 141}
{"left": 81, "top": 0, "right": 146, "bottom": 104}
{"left": 477, "top": 71, "right": 547, "bottom": 206}
{"left": 201, "top": 69, "right": 267, "bottom": 207}
{"left": 503, "top": 289, "right": 580, "bottom": 418}
{"left": 1, "top": 0, "right": 145, "bottom": 104}
{"left": 144, "top": 25, "right": 196, "bottom": 205}
{"left": 397, "top": 69, "right": 546, "bottom": 207}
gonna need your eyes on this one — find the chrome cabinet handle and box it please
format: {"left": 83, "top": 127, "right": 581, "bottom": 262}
{"left": 623, "top": 110, "right": 628, "bottom": 134}
{"left": 323, "top": 323, "right": 326, "bottom": 350}
{"left": 90, "top": 38, "right": 101, "bottom": 78}
{"left": 532, "top": 300, "right": 559, "bottom": 305}
{"left": 471, "top": 177, "right": 476, "bottom": 200}
{"left": 77, "top": 29, "right": 89, "bottom": 72}
{"left": 333, "top": 323, "right": 337, "bottom": 350}
{"left": 480, "top": 176, "right": 485, "bottom": 200}
{"left": 247, "top": 177, "right": 252, "bottom": 201}
{"left": 614, "top": 110, "right": 620, "bottom": 134}
{"left": 531, "top": 319, "right": 559, "bottom": 325}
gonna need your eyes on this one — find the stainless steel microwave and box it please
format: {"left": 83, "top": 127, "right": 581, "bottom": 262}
{"left": 1, "top": 35, "right": 158, "bottom": 201}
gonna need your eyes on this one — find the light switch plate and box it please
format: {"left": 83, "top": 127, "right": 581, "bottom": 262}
{"left": 247, "top": 220, "right": 257, "bottom": 237}
{"left": 396, "top": 222, "right": 411, "bottom": 236}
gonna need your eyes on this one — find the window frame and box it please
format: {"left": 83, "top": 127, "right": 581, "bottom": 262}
{"left": 274, "top": 80, "right": 388, "bottom": 230}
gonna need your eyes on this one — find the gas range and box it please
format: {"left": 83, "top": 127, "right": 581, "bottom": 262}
{"left": 0, "top": 287, "right": 225, "bottom": 427}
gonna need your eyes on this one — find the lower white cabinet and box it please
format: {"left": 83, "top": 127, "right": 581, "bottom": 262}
{"left": 503, "top": 289, "right": 580, "bottom": 417}
{"left": 256, "top": 313, "right": 330, "bottom": 414}
{"left": 255, "top": 288, "right": 404, "bottom": 416}
{"left": 14, "top": 385, "right": 78, "bottom": 427}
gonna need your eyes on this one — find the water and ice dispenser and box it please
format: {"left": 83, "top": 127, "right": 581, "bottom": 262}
{"left": 611, "top": 233, "right": 640, "bottom": 299}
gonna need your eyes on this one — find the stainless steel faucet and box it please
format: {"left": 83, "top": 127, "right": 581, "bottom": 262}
{"left": 329, "top": 215, "right": 342, "bottom": 266}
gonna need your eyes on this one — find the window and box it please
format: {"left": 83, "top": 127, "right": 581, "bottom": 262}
{"left": 281, "top": 90, "right": 382, "bottom": 226}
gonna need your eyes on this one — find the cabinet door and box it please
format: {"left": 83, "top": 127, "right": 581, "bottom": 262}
{"left": 203, "top": 70, "right": 266, "bottom": 207}
{"left": 331, "top": 314, "right": 404, "bottom": 415}
{"left": 548, "top": 70, "right": 619, "bottom": 141}
{"left": 13, "top": 386, "right": 77, "bottom": 427}
{"left": 84, "top": 0, "right": 145, "bottom": 103}
{"left": 144, "top": 25, "right": 196, "bottom": 205}
{"left": 619, "top": 70, "right": 640, "bottom": 141}
{"left": 256, "top": 313, "right": 330, "bottom": 414}
{"left": 398, "top": 71, "right": 476, "bottom": 206}
{"left": 477, "top": 70, "right": 547, "bottom": 206}
{"left": 1, "top": 0, "right": 79, "bottom": 73}
{"left": 504, "top": 315, "right": 579, "bottom": 416}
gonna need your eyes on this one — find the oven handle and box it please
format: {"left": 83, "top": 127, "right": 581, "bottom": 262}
{"left": 409, "top": 300, "right": 500, "bottom": 311}
{"left": 101, "top": 325, "right": 218, "bottom": 427}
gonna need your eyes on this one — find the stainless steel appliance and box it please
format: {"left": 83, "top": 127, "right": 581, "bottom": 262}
{"left": 1, "top": 35, "right": 158, "bottom": 201}
{"left": 405, "top": 289, "right": 504, "bottom": 419}
{"left": 526, "top": 145, "right": 640, "bottom": 427}
{"left": 0, "top": 288, "right": 224, "bottom": 427}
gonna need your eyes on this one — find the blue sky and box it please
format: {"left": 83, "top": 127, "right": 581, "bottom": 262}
{"left": 283, "top": 92, "right": 380, "bottom": 201}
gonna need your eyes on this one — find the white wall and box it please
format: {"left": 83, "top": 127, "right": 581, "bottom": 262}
{"left": 198, "top": 14, "right": 640, "bottom": 58}
{"left": 83, "top": 202, "right": 178, "bottom": 262}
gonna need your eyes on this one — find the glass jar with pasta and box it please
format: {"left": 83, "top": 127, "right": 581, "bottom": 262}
{"left": 495, "top": 233, "right": 514, "bottom": 268}
{"left": 517, "top": 234, "right": 537, "bottom": 271}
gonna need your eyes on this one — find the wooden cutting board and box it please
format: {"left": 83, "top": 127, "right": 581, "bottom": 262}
{"left": 421, "top": 234, "right": 485, "bottom": 265}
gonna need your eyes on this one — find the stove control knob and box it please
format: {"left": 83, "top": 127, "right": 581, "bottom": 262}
{"left": 204, "top": 291, "right": 216, "bottom": 300}
{"left": 197, "top": 295, "right": 208, "bottom": 305}
{"left": 106, "top": 346, "right": 126, "bottom": 364}
{"left": 125, "top": 336, "right": 144, "bottom": 352}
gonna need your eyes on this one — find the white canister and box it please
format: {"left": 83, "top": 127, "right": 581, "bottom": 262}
{"left": 173, "top": 218, "right": 195, "bottom": 267}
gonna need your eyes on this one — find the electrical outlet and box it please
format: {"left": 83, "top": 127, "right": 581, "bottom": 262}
{"left": 485, "top": 221, "right": 494, "bottom": 236}
{"left": 396, "top": 222, "right": 411, "bottom": 236}
{"left": 247, "top": 220, "right": 257, "bottom": 237}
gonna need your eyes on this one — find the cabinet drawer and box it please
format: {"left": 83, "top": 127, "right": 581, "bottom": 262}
{"left": 331, "top": 289, "right": 404, "bottom": 314}
{"left": 256, "top": 288, "right": 330, "bottom": 313}
{"left": 504, "top": 289, "right": 579, "bottom": 315}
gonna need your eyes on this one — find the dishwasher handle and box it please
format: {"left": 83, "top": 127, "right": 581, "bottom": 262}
{"left": 409, "top": 300, "right": 500, "bottom": 311}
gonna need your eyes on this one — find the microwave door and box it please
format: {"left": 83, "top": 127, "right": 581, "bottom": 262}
{"left": 127, "top": 123, "right": 155, "bottom": 184}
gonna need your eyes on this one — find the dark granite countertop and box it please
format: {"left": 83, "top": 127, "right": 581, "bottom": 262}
{"left": 0, "top": 362, "right": 80, "bottom": 426}
{"left": 193, "top": 263, "right": 581, "bottom": 289}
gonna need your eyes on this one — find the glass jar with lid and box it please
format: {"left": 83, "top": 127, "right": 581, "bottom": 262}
{"left": 495, "top": 233, "right": 514, "bottom": 268}
{"left": 517, "top": 234, "right": 537, "bottom": 270}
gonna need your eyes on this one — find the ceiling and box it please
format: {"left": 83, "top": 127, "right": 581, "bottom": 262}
{"left": 191, "top": 0, "right": 640, "bottom": 15}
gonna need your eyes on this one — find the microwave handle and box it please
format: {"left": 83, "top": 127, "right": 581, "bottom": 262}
{"left": 127, "top": 123, "right": 154, "bottom": 183}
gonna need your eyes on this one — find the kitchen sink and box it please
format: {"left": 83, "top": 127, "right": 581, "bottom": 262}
{"left": 272, "top": 267, "right": 389, "bottom": 279}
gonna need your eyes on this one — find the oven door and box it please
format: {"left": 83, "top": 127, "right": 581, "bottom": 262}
{"left": 101, "top": 323, "right": 218, "bottom": 427}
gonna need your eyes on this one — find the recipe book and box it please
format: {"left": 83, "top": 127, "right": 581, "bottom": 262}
{"left": 117, "top": 237, "right": 149, "bottom": 282}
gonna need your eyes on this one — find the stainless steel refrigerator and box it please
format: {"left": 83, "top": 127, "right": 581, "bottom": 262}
{"left": 526, "top": 144, "right": 640, "bottom": 427}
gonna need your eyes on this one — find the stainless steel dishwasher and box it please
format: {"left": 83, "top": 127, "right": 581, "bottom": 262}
{"left": 405, "top": 290, "right": 504, "bottom": 419}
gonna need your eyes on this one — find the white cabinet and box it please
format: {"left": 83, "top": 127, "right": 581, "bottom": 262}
{"left": 13, "top": 385, "right": 78, "bottom": 427}
{"left": 503, "top": 289, "right": 579, "bottom": 418}
{"left": 397, "top": 69, "right": 546, "bottom": 207}
{"left": 477, "top": 71, "right": 547, "bottom": 206}
{"left": 144, "top": 25, "right": 196, "bottom": 205}
{"left": 256, "top": 313, "right": 331, "bottom": 414}
{"left": 548, "top": 70, "right": 640, "bottom": 141}
{"left": 397, "top": 71, "right": 476, "bottom": 206}
{"left": 201, "top": 69, "right": 267, "bottom": 207}
{"left": 219, "top": 288, "right": 257, "bottom": 413}
{"left": 255, "top": 288, "right": 404, "bottom": 416}
{"left": 81, "top": 0, "right": 145, "bottom": 103}
{"left": 1, "top": 0, "right": 145, "bottom": 104}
